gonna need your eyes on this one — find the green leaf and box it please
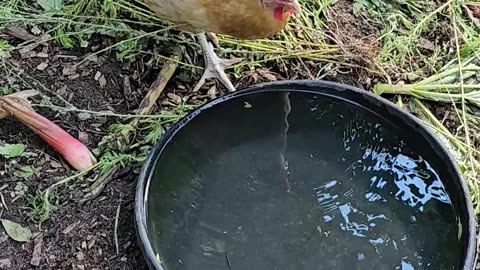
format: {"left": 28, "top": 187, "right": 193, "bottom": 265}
{"left": 18, "top": 166, "right": 34, "bottom": 179}
{"left": 0, "top": 144, "right": 25, "bottom": 159}
{"left": 37, "top": 0, "right": 63, "bottom": 11}
{"left": 1, "top": 219, "right": 32, "bottom": 242}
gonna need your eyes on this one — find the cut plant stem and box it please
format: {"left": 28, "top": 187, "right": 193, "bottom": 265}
{"left": 373, "top": 83, "right": 480, "bottom": 107}
{"left": 373, "top": 65, "right": 480, "bottom": 96}
{"left": 131, "top": 52, "right": 181, "bottom": 125}
{"left": 0, "top": 97, "right": 97, "bottom": 171}
{"left": 374, "top": 84, "right": 480, "bottom": 95}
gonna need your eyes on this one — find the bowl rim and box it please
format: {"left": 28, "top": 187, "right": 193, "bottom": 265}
{"left": 135, "top": 79, "right": 477, "bottom": 270}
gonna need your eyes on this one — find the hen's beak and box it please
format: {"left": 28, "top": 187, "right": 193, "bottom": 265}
{"left": 284, "top": 0, "right": 301, "bottom": 13}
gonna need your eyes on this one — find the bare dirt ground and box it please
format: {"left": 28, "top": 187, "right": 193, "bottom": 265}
{"left": 0, "top": 51, "right": 149, "bottom": 269}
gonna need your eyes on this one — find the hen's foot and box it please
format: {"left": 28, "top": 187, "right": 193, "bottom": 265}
{"left": 193, "top": 32, "right": 242, "bottom": 92}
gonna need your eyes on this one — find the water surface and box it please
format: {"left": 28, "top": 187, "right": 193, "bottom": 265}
{"left": 146, "top": 91, "right": 462, "bottom": 270}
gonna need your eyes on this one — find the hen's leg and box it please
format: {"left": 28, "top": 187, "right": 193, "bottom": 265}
{"left": 193, "top": 32, "right": 242, "bottom": 92}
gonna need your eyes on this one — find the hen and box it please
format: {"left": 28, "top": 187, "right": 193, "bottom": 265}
{"left": 144, "top": 0, "right": 301, "bottom": 91}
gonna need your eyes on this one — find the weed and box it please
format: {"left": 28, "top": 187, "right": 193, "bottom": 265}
{"left": 0, "top": 40, "right": 13, "bottom": 59}
{"left": 26, "top": 101, "right": 192, "bottom": 222}
{"left": 0, "top": 86, "right": 18, "bottom": 95}
{"left": 29, "top": 189, "right": 58, "bottom": 224}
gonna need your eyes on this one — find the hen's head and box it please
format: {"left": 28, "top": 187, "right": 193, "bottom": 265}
{"left": 261, "top": 0, "right": 301, "bottom": 21}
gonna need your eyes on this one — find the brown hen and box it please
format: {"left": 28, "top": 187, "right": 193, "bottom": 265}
{"left": 144, "top": 0, "right": 301, "bottom": 91}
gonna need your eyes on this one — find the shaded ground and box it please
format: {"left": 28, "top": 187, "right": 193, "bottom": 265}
{"left": 0, "top": 51, "right": 149, "bottom": 269}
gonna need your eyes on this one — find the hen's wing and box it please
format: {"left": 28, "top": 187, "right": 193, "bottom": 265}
{"left": 145, "top": 0, "right": 211, "bottom": 33}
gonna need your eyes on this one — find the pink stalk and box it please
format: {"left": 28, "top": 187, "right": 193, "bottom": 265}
{"left": 0, "top": 97, "right": 97, "bottom": 171}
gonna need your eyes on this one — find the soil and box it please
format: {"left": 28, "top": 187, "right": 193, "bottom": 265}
{"left": 0, "top": 51, "right": 149, "bottom": 269}
{"left": 0, "top": 1, "right": 470, "bottom": 270}
{"left": 324, "top": 0, "right": 381, "bottom": 73}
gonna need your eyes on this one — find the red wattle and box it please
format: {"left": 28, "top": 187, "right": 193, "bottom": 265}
{"left": 274, "top": 7, "right": 284, "bottom": 21}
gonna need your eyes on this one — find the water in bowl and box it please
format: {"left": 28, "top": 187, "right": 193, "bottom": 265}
{"left": 146, "top": 90, "right": 463, "bottom": 270}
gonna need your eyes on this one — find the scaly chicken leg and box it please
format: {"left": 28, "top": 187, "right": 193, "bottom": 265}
{"left": 192, "top": 33, "right": 243, "bottom": 92}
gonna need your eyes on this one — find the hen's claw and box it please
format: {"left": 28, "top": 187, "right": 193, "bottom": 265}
{"left": 193, "top": 33, "right": 243, "bottom": 92}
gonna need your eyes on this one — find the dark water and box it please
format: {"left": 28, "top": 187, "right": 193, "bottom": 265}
{"left": 146, "top": 91, "right": 463, "bottom": 270}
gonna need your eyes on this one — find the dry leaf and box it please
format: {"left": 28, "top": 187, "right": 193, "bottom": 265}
{"left": 36, "top": 62, "right": 48, "bottom": 71}
{"left": 98, "top": 75, "right": 107, "bottom": 88}
{"left": 62, "top": 65, "right": 77, "bottom": 76}
{"left": 0, "top": 259, "right": 12, "bottom": 269}
{"left": 1, "top": 219, "right": 32, "bottom": 242}
{"left": 167, "top": 93, "right": 182, "bottom": 104}
{"left": 30, "top": 236, "right": 43, "bottom": 266}
{"left": 419, "top": 38, "right": 435, "bottom": 51}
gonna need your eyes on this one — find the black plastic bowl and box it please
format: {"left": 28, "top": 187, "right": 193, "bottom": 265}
{"left": 135, "top": 80, "right": 476, "bottom": 270}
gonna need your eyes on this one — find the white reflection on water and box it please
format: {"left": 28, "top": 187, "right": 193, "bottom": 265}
{"left": 362, "top": 148, "right": 451, "bottom": 210}
{"left": 313, "top": 120, "right": 453, "bottom": 270}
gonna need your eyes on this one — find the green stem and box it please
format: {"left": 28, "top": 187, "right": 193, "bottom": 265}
{"left": 32, "top": 104, "right": 184, "bottom": 119}
{"left": 373, "top": 84, "right": 415, "bottom": 95}
{"left": 374, "top": 83, "right": 480, "bottom": 95}
{"left": 418, "top": 66, "right": 480, "bottom": 85}
{"left": 49, "top": 163, "right": 98, "bottom": 190}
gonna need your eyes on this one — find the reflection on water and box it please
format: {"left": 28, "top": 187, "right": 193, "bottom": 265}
{"left": 313, "top": 115, "right": 459, "bottom": 270}
{"left": 146, "top": 91, "right": 463, "bottom": 270}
